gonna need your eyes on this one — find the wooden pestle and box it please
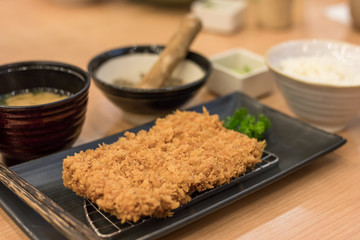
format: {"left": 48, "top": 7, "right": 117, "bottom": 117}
{"left": 136, "top": 14, "right": 202, "bottom": 89}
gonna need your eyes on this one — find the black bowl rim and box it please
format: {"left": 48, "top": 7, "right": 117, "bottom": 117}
{"left": 87, "top": 45, "right": 212, "bottom": 95}
{"left": 0, "top": 61, "right": 91, "bottom": 110}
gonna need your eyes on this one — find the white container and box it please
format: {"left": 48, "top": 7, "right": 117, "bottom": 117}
{"left": 191, "top": 0, "right": 247, "bottom": 34}
{"left": 266, "top": 39, "right": 360, "bottom": 132}
{"left": 207, "top": 48, "right": 274, "bottom": 98}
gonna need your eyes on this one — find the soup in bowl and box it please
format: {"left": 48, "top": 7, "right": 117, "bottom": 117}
{"left": 0, "top": 61, "right": 90, "bottom": 165}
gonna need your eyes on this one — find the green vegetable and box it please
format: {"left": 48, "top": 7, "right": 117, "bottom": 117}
{"left": 203, "top": 0, "right": 214, "bottom": 8}
{"left": 232, "top": 65, "right": 252, "bottom": 74}
{"left": 223, "top": 108, "right": 271, "bottom": 140}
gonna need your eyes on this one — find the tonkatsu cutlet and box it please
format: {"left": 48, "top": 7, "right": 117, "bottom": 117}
{"left": 62, "top": 108, "right": 265, "bottom": 223}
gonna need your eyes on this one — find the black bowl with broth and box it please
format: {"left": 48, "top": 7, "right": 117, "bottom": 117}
{"left": 88, "top": 45, "right": 212, "bottom": 116}
{"left": 0, "top": 61, "right": 90, "bottom": 165}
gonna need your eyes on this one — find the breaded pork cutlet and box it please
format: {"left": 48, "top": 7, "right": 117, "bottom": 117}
{"left": 62, "top": 108, "right": 266, "bottom": 223}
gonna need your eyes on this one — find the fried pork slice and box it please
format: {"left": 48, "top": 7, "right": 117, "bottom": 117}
{"left": 62, "top": 108, "right": 266, "bottom": 223}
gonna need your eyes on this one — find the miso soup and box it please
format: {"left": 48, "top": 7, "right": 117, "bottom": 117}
{"left": 0, "top": 88, "right": 71, "bottom": 106}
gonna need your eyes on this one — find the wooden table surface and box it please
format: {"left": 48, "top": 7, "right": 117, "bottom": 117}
{"left": 1, "top": 0, "right": 360, "bottom": 239}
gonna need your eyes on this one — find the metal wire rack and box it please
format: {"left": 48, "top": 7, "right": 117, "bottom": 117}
{"left": 84, "top": 150, "right": 279, "bottom": 239}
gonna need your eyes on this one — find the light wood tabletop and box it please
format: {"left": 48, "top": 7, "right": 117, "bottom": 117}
{"left": 1, "top": 0, "right": 360, "bottom": 239}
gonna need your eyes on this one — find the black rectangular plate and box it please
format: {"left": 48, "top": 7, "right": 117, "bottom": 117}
{"left": 0, "top": 92, "right": 346, "bottom": 240}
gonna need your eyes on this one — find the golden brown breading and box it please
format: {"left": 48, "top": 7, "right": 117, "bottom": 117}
{"left": 62, "top": 108, "right": 265, "bottom": 223}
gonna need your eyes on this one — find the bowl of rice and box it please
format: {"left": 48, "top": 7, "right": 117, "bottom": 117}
{"left": 265, "top": 39, "right": 360, "bottom": 132}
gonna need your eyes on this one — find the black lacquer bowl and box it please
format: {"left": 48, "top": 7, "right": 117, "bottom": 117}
{"left": 0, "top": 61, "right": 90, "bottom": 166}
{"left": 88, "top": 45, "right": 211, "bottom": 115}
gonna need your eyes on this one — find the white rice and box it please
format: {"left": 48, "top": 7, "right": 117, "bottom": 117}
{"left": 279, "top": 56, "right": 360, "bottom": 86}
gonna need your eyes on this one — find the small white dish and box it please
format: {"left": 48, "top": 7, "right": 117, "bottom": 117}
{"left": 207, "top": 48, "right": 274, "bottom": 97}
{"left": 191, "top": 0, "right": 247, "bottom": 34}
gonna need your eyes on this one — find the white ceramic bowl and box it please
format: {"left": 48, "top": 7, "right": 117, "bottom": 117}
{"left": 191, "top": 0, "right": 247, "bottom": 34}
{"left": 266, "top": 39, "right": 360, "bottom": 132}
{"left": 207, "top": 48, "right": 274, "bottom": 97}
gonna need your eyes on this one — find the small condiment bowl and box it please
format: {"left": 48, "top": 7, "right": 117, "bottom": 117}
{"left": 88, "top": 45, "right": 211, "bottom": 123}
{"left": 207, "top": 48, "right": 274, "bottom": 98}
{"left": 191, "top": 0, "right": 248, "bottom": 34}
{"left": 266, "top": 39, "right": 360, "bottom": 132}
{"left": 0, "top": 61, "right": 90, "bottom": 165}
